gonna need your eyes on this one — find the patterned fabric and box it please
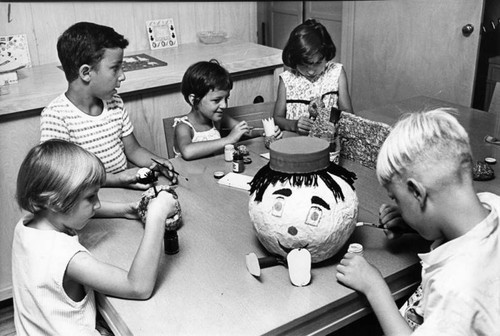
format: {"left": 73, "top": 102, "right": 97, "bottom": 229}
{"left": 172, "top": 116, "right": 221, "bottom": 158}
{"left": 12, "top": 214, "right": 100, "bottom": 336}
{"left": 280, "top": 61, "right": 342, "bottom": 120}
{"left": 40, "top": 93, "right": 134, "bottom": 173}
{"left": 410, "top": 192, "right": 500, "bottom": 335}
{"left": 337, "top": 112, "right": 392, "bottom": 169}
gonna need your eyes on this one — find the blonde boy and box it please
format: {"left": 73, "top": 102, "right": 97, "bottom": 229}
{"left": 336, "top": 109, "right": 500, "bottom": 335}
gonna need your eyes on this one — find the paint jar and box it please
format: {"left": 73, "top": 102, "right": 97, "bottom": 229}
{"left": 232, "top": 151, "right": 245, "bottom": 173}
{"left": 164, "top": 230, "right": 179, "bottom": 255}
{"left": 224, "top": 144, "right": 235, "bottom": 161}
{"left": 347, "top": 243, "right": 363, "bottom": 256}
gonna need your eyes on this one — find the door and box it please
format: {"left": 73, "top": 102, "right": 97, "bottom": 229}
{"left": 343, "top": 0, "right": 484, "bottom": 111}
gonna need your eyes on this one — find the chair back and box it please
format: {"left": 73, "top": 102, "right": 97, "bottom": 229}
{"left": 489, "top": 82, "right": 500, "bottom": 114}
{"left": 163, "top": 116, "right": 183, "bottom": 159}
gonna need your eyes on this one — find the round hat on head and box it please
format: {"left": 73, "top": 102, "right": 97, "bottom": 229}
{"left": 269, "top": 137, "right": 330, "bottom": 174}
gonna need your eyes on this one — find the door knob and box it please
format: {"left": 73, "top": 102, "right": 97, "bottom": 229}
{"left": 462, "top": 24, "right": 474, "bottom": 37}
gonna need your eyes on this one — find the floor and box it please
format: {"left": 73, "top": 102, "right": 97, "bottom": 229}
{"left": 0, "top": 298, "right": 385, "bottom": 336}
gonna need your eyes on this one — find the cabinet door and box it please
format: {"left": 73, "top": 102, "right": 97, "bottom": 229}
{"left": 344, "top": 0, "right": 483, "bottom": 110}
{"left": 304, "top": 1, "right": 343, "bottom": 62}
{"left": 268, "top": 1, "right": 303, "bottom": 49}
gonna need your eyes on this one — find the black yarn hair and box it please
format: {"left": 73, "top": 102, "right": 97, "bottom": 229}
{"left": 249, "top": 163, "right": 357, "bottom": 203}
{"left": 282, "top": 18, "right": 336, "bottom": 69}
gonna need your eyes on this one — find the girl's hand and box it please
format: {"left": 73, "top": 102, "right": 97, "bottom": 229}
{"left": 228, "top": 121, "right": 250, "bottom": 142}
{"left": 336, "top": 253, "right": 385, "bottom": 294}
{"left": 273, "top": 125, "right": 283, "bottom": 140}
{"left": 146, "top": 191, "right": 177, "bottom": 225}
{"left": 296, "top": 116, "right": 313, "bottom": 135}
{"left": 379, "top": 203, "right": 415, "bottom": 239}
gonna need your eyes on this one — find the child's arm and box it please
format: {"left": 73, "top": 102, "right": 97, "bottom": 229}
{"left": 94, "top": 201, "right": 139, "bottom": 220}
{"left": 337, "top": 67, "right": 354, "bottom": 114}
{"left": 121, "top": 133, "right": 177, "bottom": 184}
{"left": 273, "top": 77, "right": 313, "bottom": 135}
{"left": 175, "top": 119, "right": 249, "bottom": 160}
{"left": 336, "top": 253, "right": 413, "bottom": 336}
{"left": 66, "top": 191, "right": 176, "bottom": 300}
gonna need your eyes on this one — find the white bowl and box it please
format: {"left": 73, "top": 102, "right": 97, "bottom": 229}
{"left": 197, "top": 31, "right": 227, "bottom": 44}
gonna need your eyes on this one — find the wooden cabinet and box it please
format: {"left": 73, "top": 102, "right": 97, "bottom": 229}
{"left": 258, "top": 1, "right": 343, "bottom": 62}
{"left": 0, "top": 40, "right": 283, "bottom": 301}
{"left": 485, "top": 56, "right": 500, "bottom": 110}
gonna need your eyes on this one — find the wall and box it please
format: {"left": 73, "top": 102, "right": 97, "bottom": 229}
{"left": 0, "top": 1, "right": 258, "bottom": 302}
{"left": 0, "top": 2, "right": 257, "bottom": 66}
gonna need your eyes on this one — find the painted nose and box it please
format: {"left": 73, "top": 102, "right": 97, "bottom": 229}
{"left": 288, "top": 226, "right": 298, "bottom": 236}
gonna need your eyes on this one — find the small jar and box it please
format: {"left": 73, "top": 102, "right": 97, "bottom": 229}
{"left": 232, "top": 151, "right": 245, "bottom": 173}
{"left": 164, "top": 230, "right": 179, "bottom": 255}
{"left": 347, "top": 243, "right": 363, "bottom": 256}
{"left": 224, "top": 144, "right": 235, "bottom": 161}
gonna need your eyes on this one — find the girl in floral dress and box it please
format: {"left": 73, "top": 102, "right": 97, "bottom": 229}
{"left": 273, "top": 19, "right": 354, "bottom": 136}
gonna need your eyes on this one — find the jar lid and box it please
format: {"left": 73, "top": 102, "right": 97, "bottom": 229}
{"left": 269, "top": 137, "right": 330, "bottom": 174}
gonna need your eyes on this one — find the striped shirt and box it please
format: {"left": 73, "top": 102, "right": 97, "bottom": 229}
{"left": 40, "top": 93, "right": 133, "bottom": 173}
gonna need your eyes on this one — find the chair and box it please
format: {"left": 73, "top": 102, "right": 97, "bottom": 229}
{"left": 163, "top": 115, "right": 183, "bottom": 159}
{"left": 489, "top": 82, "right": 500, "bottom": 114}
{"left": 162, "top": 102, "right": 276, "bottom": 158}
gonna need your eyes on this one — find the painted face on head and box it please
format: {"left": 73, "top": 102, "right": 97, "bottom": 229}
{"left": 296, "top": 54, "right": 327, "bottom": 82}
{"left": 89, "top": 47, "right": 126, "bottom": 101}
{"left": 58, "top": 185, "right": 101, "bottom": 232}
{"left": 196, "top": 89, "right": 229, "bottom": 122}
{"left": 248, "top": 174, "right": 358, "bottom": 263}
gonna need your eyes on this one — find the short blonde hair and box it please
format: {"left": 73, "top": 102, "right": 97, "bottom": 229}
{"left": 16, "top": 139, "right": 106, "bottom": 214}
{"left": 376, "top": 109, "right": 472, "bottom": 186}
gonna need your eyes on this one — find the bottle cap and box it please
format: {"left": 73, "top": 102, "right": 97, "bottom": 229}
{"left": 347, "top": 243, "right": 363, "bottom": 254}
{"left": 485, "top": 157, "right": 496, "bottom": 164}
{"left": 214, "top": 171, "right": 225, "bottom": 179}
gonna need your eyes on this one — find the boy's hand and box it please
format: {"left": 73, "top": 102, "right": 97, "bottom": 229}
{"left": 123, "top": 201, "right": 140, "bottom": 220}
{"left": 228, "top": 121, "right": 250, "bottom": 142}
{"left": 115, "top": 168, "right": 153, "bottom": 190}
{"left": 296, "top": 116, "right": 313, "bottom": 135}
{"left": 336, "top": 253, "right": 385, "bottom": 294}
{"left": 150, "top": 158, "right": 178, "bottom": 185}
{"left": 146, "top": 190, "right": 177, "bottom": 224}
{"left": 379, "top": 203, "right": 416, "bottom": 239}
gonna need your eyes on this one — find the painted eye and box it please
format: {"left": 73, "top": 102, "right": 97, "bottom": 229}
{"left": 305, "top": 206, "right": 322, "bottom": 227}
{"left": 271, "top": 196, "right": 285, "bottom": 217}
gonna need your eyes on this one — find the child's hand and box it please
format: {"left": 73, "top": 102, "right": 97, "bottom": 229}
{"left": 117, "top": 168, "right": 154, "bottom": 190}
{"left": 296, "top": 116, "right": 314, "bottom": 135}
{"left": 336, "top": 253, "right": 385, "bottom": 294}
{"left": 150, "top": 159, "right": 178, "bottom": 185}
{"left": 228, "top": 121, "right": 250, "bottom": 142}
{"left": 379, "top": 203, "right": 415, "bottom": 239}
{"left": 146, "top": 190, "right": 177, "bottom": 225}
{"left": 123, "top": 201, "right": 140, "bottom": 220}
{"left": 273, "top": 125, "right": 283, "bottom": 140}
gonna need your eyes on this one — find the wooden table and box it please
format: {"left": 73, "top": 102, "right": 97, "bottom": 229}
{"left": 79, "top": 96, "right": 500, "bottom": 335}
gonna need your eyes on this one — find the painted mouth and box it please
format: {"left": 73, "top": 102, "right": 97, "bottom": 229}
{"left": 278, "top": 240, "right": 309, "bottom": 254}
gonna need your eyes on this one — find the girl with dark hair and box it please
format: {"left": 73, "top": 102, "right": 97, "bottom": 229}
{"left": 274, "top": 19, "right": 354, "bottom": 135}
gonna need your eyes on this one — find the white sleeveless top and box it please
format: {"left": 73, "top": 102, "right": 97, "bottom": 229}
{"left": 172, "top": 116, "right": 221, "bottom": 158}
{"left": 12, "top": 214, "right": 100, "bottom": 336}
